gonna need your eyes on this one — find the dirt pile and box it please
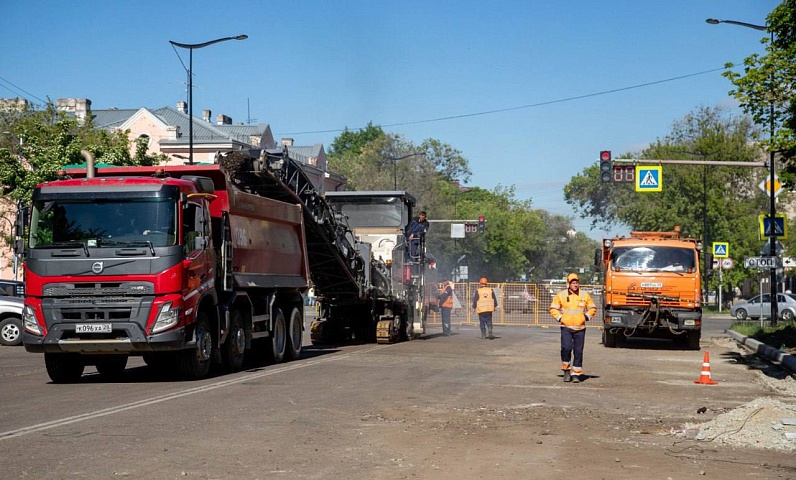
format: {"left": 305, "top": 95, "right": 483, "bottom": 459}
{"left": 681, "top": 397, "right": 796, "bottom": 451}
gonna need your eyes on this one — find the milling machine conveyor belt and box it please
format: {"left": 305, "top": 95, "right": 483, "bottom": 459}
{"left": 218, "top": 149, "right": 365, "bottom": 299}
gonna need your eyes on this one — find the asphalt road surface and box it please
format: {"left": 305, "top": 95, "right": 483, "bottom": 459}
{"left": 0, "top": 311, "right": 793, "bottom": 479}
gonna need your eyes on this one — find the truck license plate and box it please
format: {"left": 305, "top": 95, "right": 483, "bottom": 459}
{"left": 76, "top": 323, "right": 112, "bottom": 333}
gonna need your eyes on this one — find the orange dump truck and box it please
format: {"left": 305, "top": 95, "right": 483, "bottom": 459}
{"left": 597, "top": 228, "right": 702, "bottom": 350}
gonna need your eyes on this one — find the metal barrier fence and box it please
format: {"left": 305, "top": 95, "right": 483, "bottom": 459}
{"left": 428, "top": 282, "right": 604, "bottom": 328}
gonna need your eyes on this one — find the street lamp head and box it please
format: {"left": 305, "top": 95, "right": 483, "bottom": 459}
{"left": 168, "top": 34, "right": 248, "bottom": 165}
{"left": 704, "top": 18, "right": 767, "bottom": 31}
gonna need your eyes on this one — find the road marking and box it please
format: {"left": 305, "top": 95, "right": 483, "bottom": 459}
{"left": 0, "top": 344, "right": 392, "bottom": 441}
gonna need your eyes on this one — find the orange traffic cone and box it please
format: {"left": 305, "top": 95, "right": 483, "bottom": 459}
{"left": 693, "top": 351, "right": 718, "bottom": 385}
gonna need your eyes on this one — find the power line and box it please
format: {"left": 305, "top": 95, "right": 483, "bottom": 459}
{"left": 0, "top": 74, "right": 48, "bottom": 105}
{"left": 281, "top": 66, "right": 731, "bottom": 136}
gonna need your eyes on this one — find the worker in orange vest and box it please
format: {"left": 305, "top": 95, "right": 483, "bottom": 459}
{"left": 549, "top": 273, "right": 596, "bottom": 383}
{"left": 472, "top": 277, "right": 497, "bottom": 339}
{"left": 438, "top": 281, "right": 454, "bottom": 336}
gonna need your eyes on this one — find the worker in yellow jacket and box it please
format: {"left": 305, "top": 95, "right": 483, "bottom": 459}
{"left": 549, "top": 273, "right": 596, "bottom": 383}
{"left": 472, "top": 277, "right": 497, "bottom": 339}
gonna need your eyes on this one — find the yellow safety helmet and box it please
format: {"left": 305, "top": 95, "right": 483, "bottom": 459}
{"left": 566, "top": 272, "right": 579, "bottom": 283}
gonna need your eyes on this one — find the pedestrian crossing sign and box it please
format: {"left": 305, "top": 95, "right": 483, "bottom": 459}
{"left": 758, "top": 213, "right": 788, "bottom": 240}
{"left": 712, "top": 242, "right": 729, "bottom": 258}
{"left": 635, "top": 166, "right": 662, "bottom": 192}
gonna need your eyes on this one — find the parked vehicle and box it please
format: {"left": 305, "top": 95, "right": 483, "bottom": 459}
{"left": 729, "top": 293, "right": 796, "bottom": 321}
{"left": 0, "top": 280, "right": 24, "bottom": 298}
{"left": 503, "top": 285, "right": 536, "bottom": 313}
{"left": 0, "top": 296, "right": 24, "bottom": 346}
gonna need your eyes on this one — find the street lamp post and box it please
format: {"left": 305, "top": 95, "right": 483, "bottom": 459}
{"left": 706, "top": 18, "right": 778, "bottom": 324}
{"left": 388, "top": 152, "right": 423, "bottom": 189}
{"left": 169, "top": 35, "right": 248, "bottom": 165}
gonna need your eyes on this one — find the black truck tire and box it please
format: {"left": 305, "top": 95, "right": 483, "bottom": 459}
{"left": 45, "top": 352, "right": 85, "bottom": 383}
{"left": 269, "top": 308, "right": 287, "bottom": 364}
{"left": 95, "top": 355, "right": 128, "bottom": 378}
{"left": 286, "top": 307, "right": 303, "bottom": 360}
{"left": 687, "top": 330, "right": 701, "bottom": 350}
{"left": 602, "top": 329, "right": 617, "bottom": 348}
{"left": 176, "top": 311, "right": 213, "bottom": 380}
{"left": 222, "top": 309, "right": 246, "bottom": 372}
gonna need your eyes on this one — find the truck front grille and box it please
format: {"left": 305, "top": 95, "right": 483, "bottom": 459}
{"left": 43, "top": 282, "right": 155, "bottom": 297}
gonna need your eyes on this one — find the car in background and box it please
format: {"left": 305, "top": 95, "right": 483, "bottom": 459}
{"left": 0, "top": 295, "right": 24, "bottom": 346}
{"left": 504, "top": 287, "right": 536, "bottom": 314}
{"left": 729, "top": 293, "right": 796, "bottom": 321}
{"left": 0, "top": 280, "right": 24, "bottom": 298}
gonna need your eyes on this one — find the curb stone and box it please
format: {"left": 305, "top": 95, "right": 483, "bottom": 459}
{"left": 725, "top": 329, "right": 796, "bottom": 374}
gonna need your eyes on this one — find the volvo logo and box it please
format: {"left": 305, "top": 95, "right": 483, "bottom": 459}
{"left": 91, "top": 262, "right": 104, "bottom": 274}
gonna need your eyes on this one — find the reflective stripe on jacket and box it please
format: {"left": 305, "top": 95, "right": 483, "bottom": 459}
{"left": 549, "top": 289, "right": 596, "bottom": 330}
{"left": 475, "top": 286, "right": 496, "bottom": 313}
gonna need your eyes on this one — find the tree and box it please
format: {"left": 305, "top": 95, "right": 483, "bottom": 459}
{"left": 0, "top": 100, "right": 164, "bottom": 204}
{"left": 327, "top": 123, "right": 596, "bottom": 281}
{"left": 564, "top": 105, "right": 767, "bottom": 294}
{"left": 722, "top": 0, "right": 796, "bottom": 185}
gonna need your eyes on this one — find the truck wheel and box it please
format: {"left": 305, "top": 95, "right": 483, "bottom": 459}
{"left": 176, "top": 311, "right": 213, "bottom": 380}
{"left": 44, "top": 352, "right": 85, "bottom": 383}
{"left": 0, "top": 316, "right": 22, "bottom": 346}
{"left": 143, "top": 353, "right": 171, "bottom": 369}
{"left": 602, "top": 329, "right": 617, "bottom": 348}
{"left": 222, "top": 310, "right": 246, "bottom": 372}
{"left": 270, "top": 308, "right": 287, "bottom": 363}
{"left": 686, "top": 331, "right": 701, "bottom": 350}
{"left": 286, "top": 307, "right": 303, "bottom": 360}
{"left": 95, "top": 355, "right": 128, "bottom": 378}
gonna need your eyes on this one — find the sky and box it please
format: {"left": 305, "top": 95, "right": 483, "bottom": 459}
{"left": 0, "top": 0, "right": 778, "bottom": 240}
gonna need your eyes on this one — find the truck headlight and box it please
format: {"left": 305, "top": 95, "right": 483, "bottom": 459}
{"left": 610, "top": 316, "right": 623, "bottom": 324}
{"left": 151, "top": 302, "right": 180, "bottom": 334}
{"left": 22, "top": 305, "right": 43, "bottom": 335}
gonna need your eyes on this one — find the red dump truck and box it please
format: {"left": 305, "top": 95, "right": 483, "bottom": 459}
{"left": 22, "top": 152, "right": 309, "bottom": 382}
{"left": 21, "top": 148, "right": 434, "bottom": 382}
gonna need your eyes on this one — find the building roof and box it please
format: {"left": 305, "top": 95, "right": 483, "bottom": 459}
{"left": 92, "top": 106, "right": 273, "bottom": 148}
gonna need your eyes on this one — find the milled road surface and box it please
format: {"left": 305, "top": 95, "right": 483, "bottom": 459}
{"left": 0, "top": 314, "right": 794, "bottom": 479}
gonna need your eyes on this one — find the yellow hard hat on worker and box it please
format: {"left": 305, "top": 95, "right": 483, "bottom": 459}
{"left": 566, "top": 273, "right": 579, "bottom": 283}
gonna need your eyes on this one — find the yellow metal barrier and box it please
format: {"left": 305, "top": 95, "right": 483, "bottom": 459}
{"left": 427, "top": 281, "right": 604, "bottom": 328}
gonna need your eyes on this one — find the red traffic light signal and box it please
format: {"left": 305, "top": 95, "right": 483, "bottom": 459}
{"left": 478, "top": 216, "right": 485, "bottom": 233}
{"left": 599, "top": 150, "right": 612, "bottom": 183}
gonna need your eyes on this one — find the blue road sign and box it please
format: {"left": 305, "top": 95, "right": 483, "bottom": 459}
{"left": 759, "top": 214, "right": 787, "bottom": 240}
{"left": 635, "top": 166, "right": 662, "bottom": 192}
{"left": 712, "top": 242, "right": 729, "bottom": 258}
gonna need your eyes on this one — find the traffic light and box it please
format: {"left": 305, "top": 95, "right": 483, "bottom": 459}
{"left": 478, "top": 216, "right": 485, "bottom": 234}
{"left": 599, "top": 150, "right": 612, "bottom": 183}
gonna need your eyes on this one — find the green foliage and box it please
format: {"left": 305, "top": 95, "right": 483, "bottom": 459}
{"left": 722, "top": 0, "right": 796, "bottom": 186}
{"left": 328, "top": 122, "right": 386, "bottom": 157}
{"left": 0, "top": 100, "right": 165, "bottom": 204}
{"left": 564, "top": 105, "right": 768, "bottom": 294}
{"left": 327, "top": 124, "right": 598, "bottom": 281}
